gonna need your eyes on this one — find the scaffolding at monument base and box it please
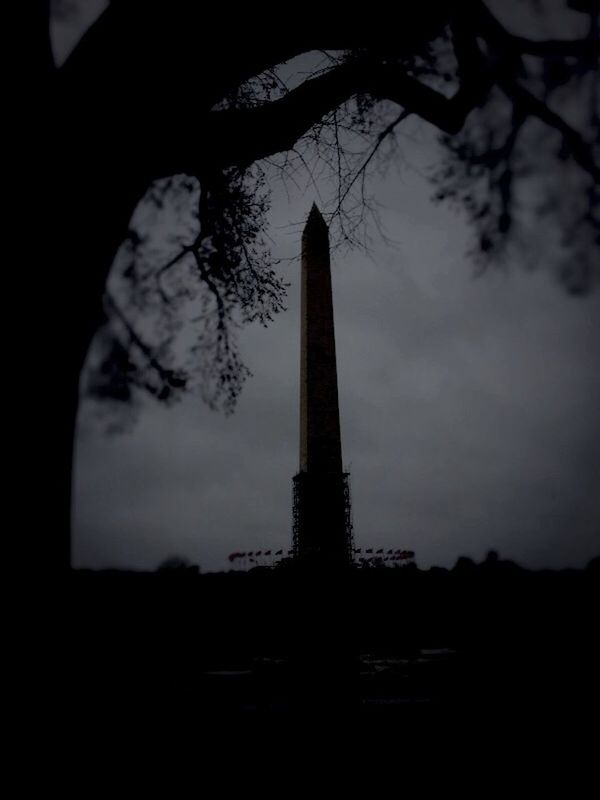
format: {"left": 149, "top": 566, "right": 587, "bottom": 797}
{"left": 292, "top": 470, "right": 354, "bottom": 564}
{"left": 342, "top": 470, "right": 354, "bottom": 558}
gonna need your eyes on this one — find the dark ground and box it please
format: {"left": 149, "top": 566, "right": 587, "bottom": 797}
{"left": 59, "top": 557, "right": 599, "bottom": 733}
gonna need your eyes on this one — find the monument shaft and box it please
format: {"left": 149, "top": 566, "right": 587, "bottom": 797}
{"left": 300, "top": 206, "right": 343, "bottom": 475}
{"left": 294, "top": 205, "right": 351, "bottom": 564}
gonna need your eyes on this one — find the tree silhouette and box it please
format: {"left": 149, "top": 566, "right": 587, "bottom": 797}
{"left": 32, "top": 0, "right": 599, "bottom": 568}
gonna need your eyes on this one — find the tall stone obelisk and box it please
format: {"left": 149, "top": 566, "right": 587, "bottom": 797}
{"left": 293, "top": 204, "right": 352, "bottom": 565}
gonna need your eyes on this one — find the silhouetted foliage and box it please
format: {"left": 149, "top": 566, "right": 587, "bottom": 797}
{"left": 86, "top": 168, "right": 286, "bottom": 419}
{"left": 49, "top": 1, "right": 600, "bottom": 424}
{"left": 156, "top": 555, "right": 200, "bottom": 574}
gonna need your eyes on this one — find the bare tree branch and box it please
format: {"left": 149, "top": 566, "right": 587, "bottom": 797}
{"left": 331, "top": 109, "right": 411, "bottom": 220}
{"left": 498, "top": 75, "right": 600, "bottom": 183}
{"left": 194, "top": 53, "right": 493, "bottom": 178}
{"left": 104, "top": 292, "right": 180, "bottom": 387}
{"left": 513, "top": 37, "right": 600, "bottom": 58}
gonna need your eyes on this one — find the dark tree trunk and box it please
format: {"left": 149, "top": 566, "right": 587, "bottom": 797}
{"left": 39, "top": 146, "right": 148, "bottom": 572}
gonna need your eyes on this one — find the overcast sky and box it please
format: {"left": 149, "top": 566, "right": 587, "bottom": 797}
{"left": 73, "top": 124, "right": 600, "bottom": 572}
{"left": 58, "top": 2, "right": 600, "bottom": 572}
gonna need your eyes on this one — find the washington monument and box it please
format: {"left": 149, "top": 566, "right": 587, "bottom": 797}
{"left": 292, "top": 204, "right": 353, "bottom": 565}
